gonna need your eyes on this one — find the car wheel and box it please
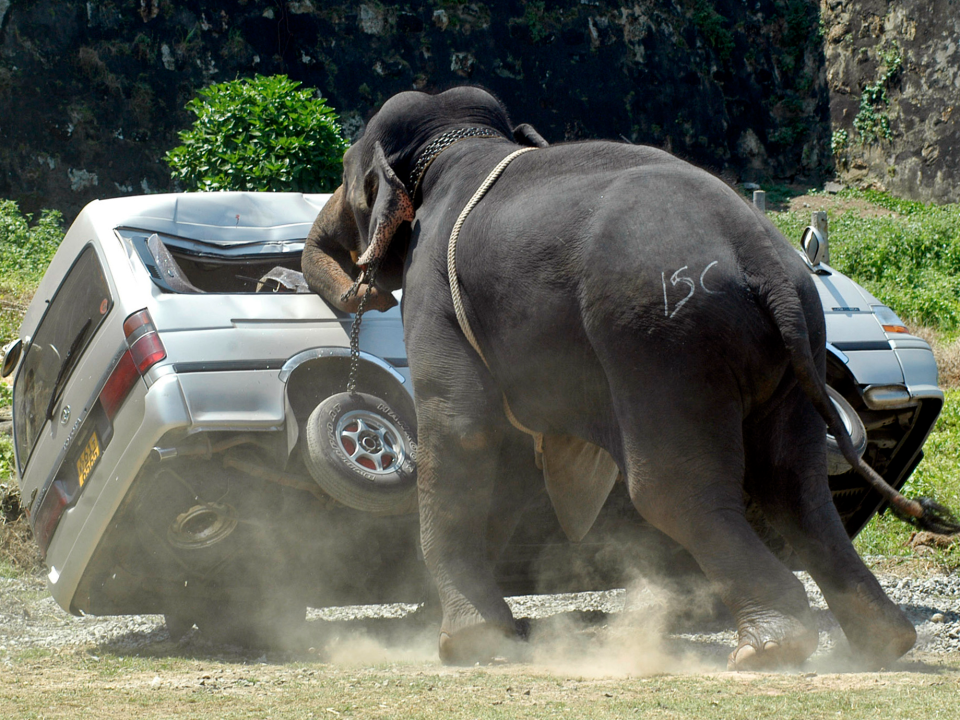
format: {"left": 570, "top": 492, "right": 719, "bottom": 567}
{"left": 826, "top": 385, "right": 867, "bottom": 475}
{"left": 304, "top": 392, "right": 417, "bottom": 515}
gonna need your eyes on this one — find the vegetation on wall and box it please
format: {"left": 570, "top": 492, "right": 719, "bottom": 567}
{"left": 689, "top": 0, "right": 735, "bottom": 62}
{"left": 165, "top": 75, "right": 349, "bottom": 193}
{"left": 851, "top": 44, "right": 903, "bottom": 146}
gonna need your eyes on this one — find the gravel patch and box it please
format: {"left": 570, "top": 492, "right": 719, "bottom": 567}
{"left": 2, "top": 567, "right": 959, "bottom": 664}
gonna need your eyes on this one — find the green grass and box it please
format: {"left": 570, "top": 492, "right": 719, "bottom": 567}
{"left": 0, "top": 650, "right": 957, "bottom": 719}
{"left": 769, "top": 189, "right": 960, "bottom": 337}
{"left": 0, "top": 200, "right": 63, "bottom": 284}
{"left": 0, "top": 558, "right": 21, "bottom": 579}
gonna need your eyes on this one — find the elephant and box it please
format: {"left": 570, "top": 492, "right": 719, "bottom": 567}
{"left": 302, "top": 86, "right": 958, "bottom": 669}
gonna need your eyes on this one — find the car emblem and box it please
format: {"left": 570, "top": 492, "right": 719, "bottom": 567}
{"left": 60, "top": 405, "right": 71, "bottom": 425}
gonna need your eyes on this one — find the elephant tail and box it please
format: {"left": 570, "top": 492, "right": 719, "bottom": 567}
{"left": 749, "top": 226, "right": 960, "bottom": 536}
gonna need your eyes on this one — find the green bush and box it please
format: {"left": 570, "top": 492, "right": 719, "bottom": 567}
{"left": 165, "top": 74, "right": 349, "bottom": 193}
{"left": 0, "top": 200, "right": 63, "bottom": 283}
{"left": 770, "top": 190, "right": 960, "bottom": 336}
{"left": 0, "top": 200, "right": 61, "bottom": 346}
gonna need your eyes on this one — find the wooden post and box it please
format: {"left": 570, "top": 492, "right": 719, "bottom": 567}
{"left": 752, "top": 190, "right": 766, "bottom": 213}
{"left": 812, "top": 210, "right": 829, "bottom": 264}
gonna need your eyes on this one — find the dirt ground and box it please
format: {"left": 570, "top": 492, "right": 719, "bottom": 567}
{"left": 1, "top": 638, "right": 958, "bottom": 720}
{"left": 2, "top": 557, "right": 960, "bottom": 719}
{"left": 784, "top": 192, "right": 898, "bottom": 218}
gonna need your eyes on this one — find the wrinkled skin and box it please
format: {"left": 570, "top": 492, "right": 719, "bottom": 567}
{"left": 302, "top": 185, "right": 405, "bottom": 313}
{"left": 302, "top": 87, "right": 916, "bottom": 670}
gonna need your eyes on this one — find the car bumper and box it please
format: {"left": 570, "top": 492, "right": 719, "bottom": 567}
{"left": 43, "top": 373, "right": 192, "bottom": 613}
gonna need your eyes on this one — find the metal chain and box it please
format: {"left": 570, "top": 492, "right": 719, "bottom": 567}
{"left": 346, "top": 259, "right": 380, "bottom": 395}
{"left": 408, "top": 127, "right": 503, "bottom": 196}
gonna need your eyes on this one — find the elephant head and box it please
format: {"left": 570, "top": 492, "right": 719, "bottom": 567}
{"left": 301, "top": 87, "right": 548, "bottom": 313}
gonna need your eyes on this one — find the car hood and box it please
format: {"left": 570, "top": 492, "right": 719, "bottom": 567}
{"left": 811, "top": 266, "right": 889, "bottom": 347}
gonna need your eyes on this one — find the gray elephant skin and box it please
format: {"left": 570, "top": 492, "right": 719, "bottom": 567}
{"left": 301, "top": 86, "right": 948, "bottom": 670}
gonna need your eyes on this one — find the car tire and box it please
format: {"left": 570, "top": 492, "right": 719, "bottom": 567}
{"left": 826, "top": 386, "right": 868, "bottom": 475}
{"left": 303, "top": 392, "right": 418, "bottom": 515}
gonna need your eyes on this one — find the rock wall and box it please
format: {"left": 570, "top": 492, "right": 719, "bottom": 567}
{"left": 823, "top": 0, "right": 960, "bottom": 204}
{"left": 3, "top": 1, "right": 831, "bottom": 220}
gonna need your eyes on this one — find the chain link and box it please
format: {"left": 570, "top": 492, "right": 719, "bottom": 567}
{"left": 346, "top": 259, "right": 380, "bottom": 395}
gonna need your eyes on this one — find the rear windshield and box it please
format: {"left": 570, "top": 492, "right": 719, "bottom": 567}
{"left": 118, "top": 228, "right": 306, "bottom": 294}
{"left": 14, "top": 245, "right": 114, "bottom": 468}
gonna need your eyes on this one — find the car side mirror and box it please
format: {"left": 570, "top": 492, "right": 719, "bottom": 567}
{"left": 801, "top": 226, "right": 827, "bottom": 267}
{"left": 1, "top": 339, "right": 22, "bottom": 378}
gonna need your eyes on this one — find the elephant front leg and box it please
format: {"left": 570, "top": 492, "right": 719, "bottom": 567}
{"left": 416, "top": 396, "right": 519, "bottom": 665}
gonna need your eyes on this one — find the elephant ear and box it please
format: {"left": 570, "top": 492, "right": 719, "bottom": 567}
{"left": 356, "top": 142, "right": 415, "bottom": 267}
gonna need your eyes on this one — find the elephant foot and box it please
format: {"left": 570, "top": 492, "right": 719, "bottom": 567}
{"left": 832, "top": 584, "right": 916, "bottom": 667}
{"left": 848, "top": 619, "right": 915, "bottom": 668}
{"left": 727, "top": 616, "right": 818, "bottom": 671}
{"left": 438, "top": 621, "right": 519, "bottom": 666}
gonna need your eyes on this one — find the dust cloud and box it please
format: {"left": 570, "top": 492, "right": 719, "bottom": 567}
{"left": 321, "top": 627, "right": 437, "bottom": 667}
{"left": 514, "top": 578, "right": 725, "bottom": 677}
{"left": 299, "top": 574, "right": 730, "bottom": 676}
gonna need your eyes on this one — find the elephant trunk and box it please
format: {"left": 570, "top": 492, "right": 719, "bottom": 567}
{"left": 301, "top": 185, "right": 397, "bottom": 314}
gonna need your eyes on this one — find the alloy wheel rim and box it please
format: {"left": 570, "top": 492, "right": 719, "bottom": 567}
{"left": 335, "top": 410, "right": 406, "bottom": 477}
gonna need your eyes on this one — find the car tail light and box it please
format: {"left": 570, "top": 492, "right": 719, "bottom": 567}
{"left": 99, "top": 350, "right": 139, "bottom": 420}
{"left": 123, "top": 310, "right": 167, "bottom": 373}
{"left": 31, "top": 309, "right": 166, "bottom": 557}
{"left": 33, "top": 482, "right": 70, "bottom": 557}
{"left": 101, "top": 309, "right": 166, "bottom": 420}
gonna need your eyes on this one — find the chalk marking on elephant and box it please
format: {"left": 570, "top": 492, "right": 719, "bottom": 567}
{"left": 663, "top": 267, "right": 695, "bottom": 318}
{"left": 661, "top": 261, "right": 722, "bottom": 318}
{"left": 700, "top": 260, "right": 721, "bottom": 294}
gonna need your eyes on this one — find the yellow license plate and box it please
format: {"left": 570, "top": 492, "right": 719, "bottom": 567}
{"left": 76, "top": 431, "right": 101, "bottom": 487}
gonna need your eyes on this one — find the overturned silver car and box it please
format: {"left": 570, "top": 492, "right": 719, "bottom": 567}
{"left": 5, "top": 192, "right": 942, "bottom": 646}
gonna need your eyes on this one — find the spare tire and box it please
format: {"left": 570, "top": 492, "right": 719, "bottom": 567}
{"left": 304, "top": 392, "right": 417, "bottom": 514}
{"left": 826, "top": 385, "right": 868, "bottom": 475}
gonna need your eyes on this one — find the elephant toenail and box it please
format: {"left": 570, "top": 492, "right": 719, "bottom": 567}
{"left": 728, "top": 644, "right": 756, "bottom": 670}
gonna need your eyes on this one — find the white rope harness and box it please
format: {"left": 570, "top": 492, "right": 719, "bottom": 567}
{"left": 446, "top": 147, "right": 544, "bottom": 452}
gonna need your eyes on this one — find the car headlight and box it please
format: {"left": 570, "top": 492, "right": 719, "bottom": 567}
{"left": 873, "top": 305, "right": 908, "bottom": 334}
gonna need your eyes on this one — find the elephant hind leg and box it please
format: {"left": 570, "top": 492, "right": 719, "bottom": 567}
{"left": 617, "top": 393, "right": 819, "bottom": 670}
{"left": 744, "top": 386, "right": 915, "bottom": 667}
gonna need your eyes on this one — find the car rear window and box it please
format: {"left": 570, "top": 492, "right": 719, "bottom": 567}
{"left": 14, "top": 245, "right": 113, "bottom": 469}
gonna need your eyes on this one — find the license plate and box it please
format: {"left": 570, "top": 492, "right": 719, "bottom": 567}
{"left": 76, "top": 431, "right": 101, "bottom": 487}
